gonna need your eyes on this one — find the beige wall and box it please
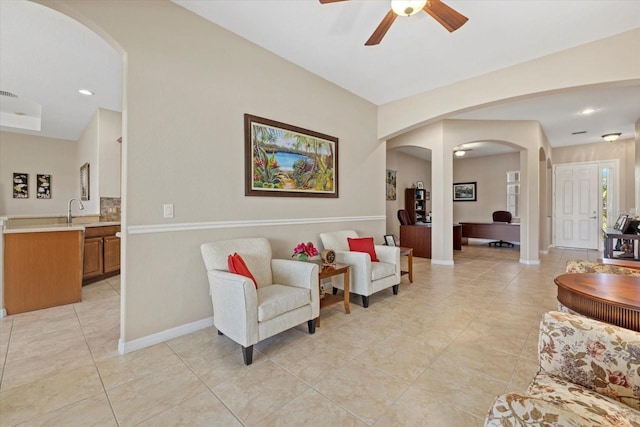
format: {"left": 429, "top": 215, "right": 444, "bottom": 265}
{"left": 385, "top": 149, "right": 431, "bottom": 237}
{"left": 552, "top": 138, "right": 635, "bottom": 213}
{"left": 452, "top": 152, "right": 520, "bottom": 224}
{"left": 49, "top": 0, "right": 382, "bottom": 345}
{"left": 76, "top": 111, "right": 99, "bottom": 213}
{"left": 76, "top": 108, "right": 122, "bottom": 214}
{"left": 0, "top": 131, "right": 78, "bottom": 215}
{"left": 98, "top": 108, "right": 122, "bottom": 198}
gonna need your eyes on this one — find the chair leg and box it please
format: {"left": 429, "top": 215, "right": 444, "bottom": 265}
{"left": 217, "top": 330, "right": 224, "bottom": 336}
{"left": 332, "top": 287, "right": 338, "bottom": 295}
{"left": 242, "top": 345, "right": 253, "bottom": 365}
{"left": 308, "top": 318, "right": 317, "bottom": 334}
{"left": 361, "top": 295, "right": 369, "bottom": 308}
{"left": 392, "top": 284, "right": 399, "bottom": 295}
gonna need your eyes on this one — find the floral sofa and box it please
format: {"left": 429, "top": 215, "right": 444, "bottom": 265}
{"left": 484, "top": 311, "right": 640, "bottom": 426}
{"left": 565, "top": 259, "right": 640, "bottom": 276}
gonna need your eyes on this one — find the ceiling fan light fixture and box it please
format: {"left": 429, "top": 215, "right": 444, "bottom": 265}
{"left": 454, "top": 150, "right": 466, "bottom": 157}
{"left": 391, "top": 0, "right": 427, "bottom": 16}
{"left": 602, "top": 133, "right": 621, "bottom": 142}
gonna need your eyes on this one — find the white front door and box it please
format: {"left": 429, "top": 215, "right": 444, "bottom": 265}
{"left": 554, "top": 163, "right": 599, "bottom": 249}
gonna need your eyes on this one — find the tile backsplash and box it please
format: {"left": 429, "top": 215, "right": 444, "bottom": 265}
{"left": 100, "top": 197, "right": 121, "bottom": 221}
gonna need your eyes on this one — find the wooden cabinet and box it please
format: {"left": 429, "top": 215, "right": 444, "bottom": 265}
{"left": 103, "top": 235, "right": 121, "bottom": 273}
{"left": 405, "top": 188, "right": 428, "bottom": 223}
{"left": 83, "top": 225, "right": 120, "bottom": 284}
{"left": 4, "top": 230, "right": 84, "bottom": 315}
{"left": 83, "top": 237, "right": 104, "bottom": 279}
{"left": 400, "top": 224, "right": 462, "bottom": 258}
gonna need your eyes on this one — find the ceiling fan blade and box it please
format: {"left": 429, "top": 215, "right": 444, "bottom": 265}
{"left": 423, "top": 0, "right": 468, "bottom": 32}
{"left": 319, "top": 0, "right": 349, "bottom": 3}
{"left": 365, "top": 10, "right": 397, "bottom": 46}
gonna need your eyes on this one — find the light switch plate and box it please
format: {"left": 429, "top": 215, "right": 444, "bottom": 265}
{"left": 163, "top": 204, "right": 174, "bottom": 218}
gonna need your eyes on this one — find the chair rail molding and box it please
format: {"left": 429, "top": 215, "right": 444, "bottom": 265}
{"left": 127, "top": 215, "right": 386, "bottom": 235}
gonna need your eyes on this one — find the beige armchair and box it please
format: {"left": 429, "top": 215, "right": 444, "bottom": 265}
{"left": 319, "top": 230, "right": 400, "bottom": 308}
{"left": 200, "top": 238, "right": 319, "bottom": 365}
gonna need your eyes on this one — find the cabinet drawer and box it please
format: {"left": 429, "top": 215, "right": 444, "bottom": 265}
{"left": 84, "top": 225, "right": 120, "bottom": 238}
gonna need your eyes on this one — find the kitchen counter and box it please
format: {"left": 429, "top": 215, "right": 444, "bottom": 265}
{"left": 3, "top": 221, "right": 121, "bottom": 234}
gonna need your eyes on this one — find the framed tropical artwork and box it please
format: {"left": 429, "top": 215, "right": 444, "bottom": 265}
{"left": 244, "top": 114, "right": 338, "bottom": 198}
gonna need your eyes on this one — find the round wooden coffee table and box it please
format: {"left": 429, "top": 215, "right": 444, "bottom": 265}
{"left": 554, "top": 273, "right": 640, "bottom": 332}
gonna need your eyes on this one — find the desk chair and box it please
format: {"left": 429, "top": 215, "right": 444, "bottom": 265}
{"left": 398, "top": 209, "right": 414, "bottom": 226}
{"left": 489, "top": 210, "right": 514, "bottom": 247}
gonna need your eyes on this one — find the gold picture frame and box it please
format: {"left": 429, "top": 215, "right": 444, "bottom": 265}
{"left": 245, "top": 114, "right": 338, "bottom": 198}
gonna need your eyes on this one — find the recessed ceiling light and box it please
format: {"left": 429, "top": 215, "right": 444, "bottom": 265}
{"left": 78, "top": 89, "right": 94, "bottom": 96}
{"left": 580, "top": 108, "right": 597, "bottom": 115}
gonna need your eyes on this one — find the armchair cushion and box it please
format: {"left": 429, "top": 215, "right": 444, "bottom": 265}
{"left": 228, "top": 253, "right": 258, "bottom": 288}
{"left": 347, "top": 237, "right": 379, "bottom": 262}
{"left": 257, "top": 285, "right": 311, "bottom": 322}
{"left": 371, "top": 262, "right": 396, "bottom": 281}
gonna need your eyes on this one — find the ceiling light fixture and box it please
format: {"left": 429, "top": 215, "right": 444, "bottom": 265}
{"left": 78, "top": 89, "right": 94, "bottom": 96}
{"left": 453, "top": 145, "right": 471, "bottom": 157}
{"left": 391, "top": 0, "right": 427, "bottom": 16}
{"left": 580, "top": 108, "right": 597, "bottom": 115}
{"left": 602, "top": 133, "right": 621, "bottom": 142}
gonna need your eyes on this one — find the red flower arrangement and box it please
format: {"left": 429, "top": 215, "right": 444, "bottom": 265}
{"left": 292, "top": 242, "right": 318, "bottom": 261}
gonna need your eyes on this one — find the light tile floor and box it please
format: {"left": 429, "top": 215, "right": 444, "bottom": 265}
{"left": 0, "top": 244, "right": 602, "bottom": 426}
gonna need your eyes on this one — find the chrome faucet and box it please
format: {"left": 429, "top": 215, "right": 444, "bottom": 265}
{"left": 67, "top": 198, "right": 85, "bottom": 224}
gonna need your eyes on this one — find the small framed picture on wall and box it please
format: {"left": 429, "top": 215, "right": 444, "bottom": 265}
{"left": 37, "top": 174, "right": 51, "bottom": 199}
{"left": 80, "top": 163, "right": 90, "bottom": 201}
{"left": 13, "top": 173, "right": 28, "bottom": 198}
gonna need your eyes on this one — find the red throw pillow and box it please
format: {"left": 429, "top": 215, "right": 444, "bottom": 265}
{"left": 227, "top": 253, "right": 258, "bottom": 289}
{"left": 347, "top": 237, "right": 379, "bottom": 262}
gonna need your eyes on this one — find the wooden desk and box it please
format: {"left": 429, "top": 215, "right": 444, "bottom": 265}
{"left": 460, "top": 222, "right": 520, "bottom": 244}
{"left": 317, "top": 263, "right": 350, "bottom": 327}
{"left": 554, "top": 273, "right": 640, "bottom": 332}
{"left": 399, "top": 224, "right": 462, "bottom": 258}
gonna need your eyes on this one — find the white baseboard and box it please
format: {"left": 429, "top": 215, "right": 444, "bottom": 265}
{"left": 520, "top": 258, "right": 541, "bottom": 265}
{"left": 0, "top": 308, "right": 6, "bottom": 318}
{"left": 118, "top": 316, "right": 214, "bottom": 354}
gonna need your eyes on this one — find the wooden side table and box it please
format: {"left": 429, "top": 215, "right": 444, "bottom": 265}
{"left": 399, "top": 247, "right": 413, "bottom": 283}
{"left": 554, "top": 273, "right": 640, "bottom": 332}
{"left": 317, "top": 263, "right": 350, "bottom": 327}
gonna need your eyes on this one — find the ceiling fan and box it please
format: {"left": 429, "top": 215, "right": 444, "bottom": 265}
{"left": 319, "top": 0, "right": 468, "bottom": 46}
